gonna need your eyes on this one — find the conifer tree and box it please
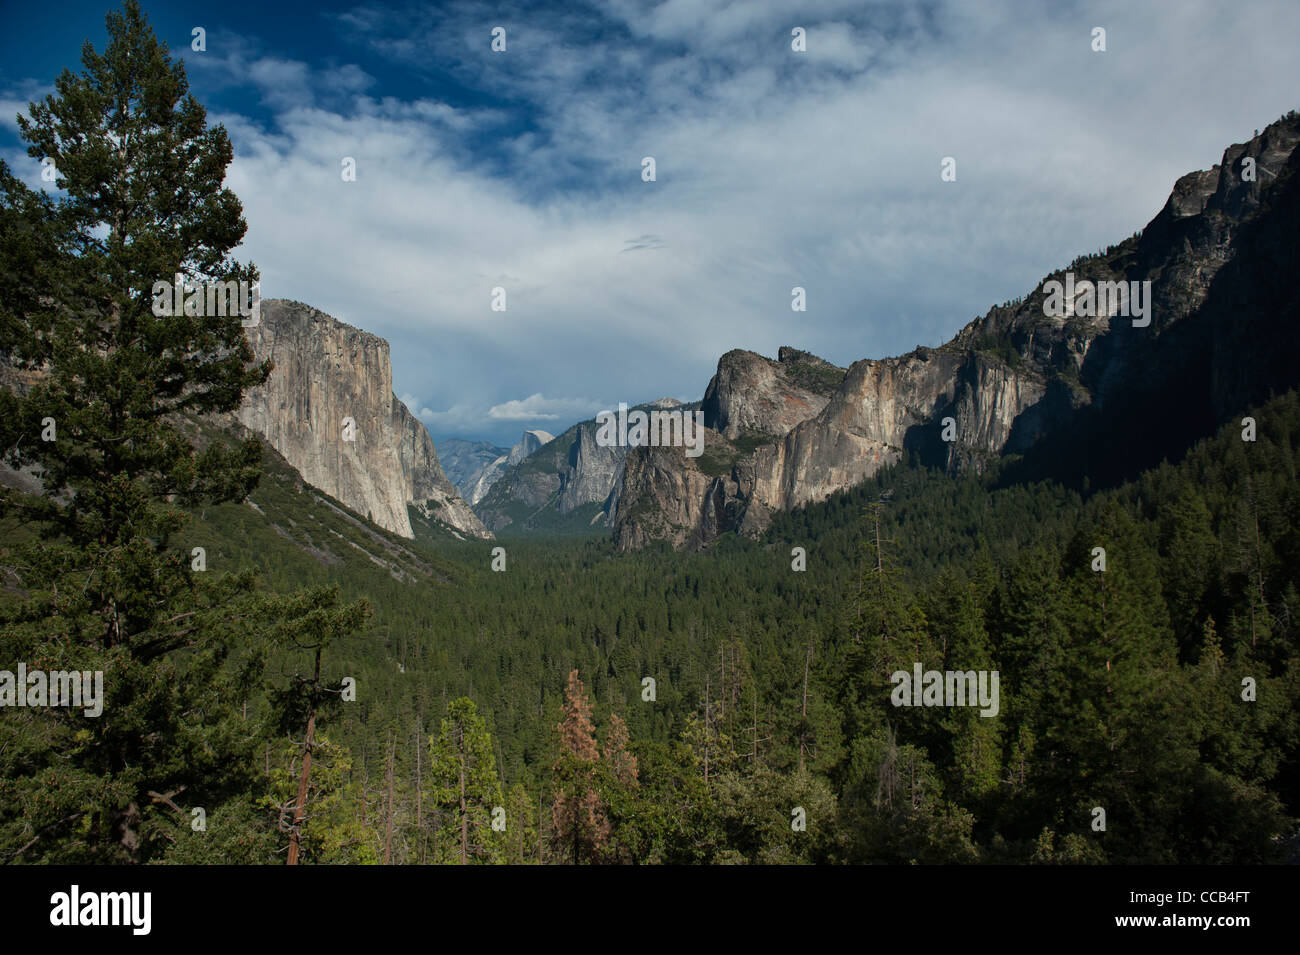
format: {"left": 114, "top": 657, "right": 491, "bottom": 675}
{"left": 601, "top": 711, "right": 640, "bottom": 863}
{"left": 503, "top": 781, "right": 539, "bottom": 865}
{"left": 551, "top": 669, "right": 608, "bottom": 863}
{"left": 0, "top": 0, "right": 363, "bottom": 862}
{"left": 928, "top": 572, "right": 1002, "bottom": 802}
{"left": 1041, "top": 511, "right": 1188, "bottom": 859}
{"left": 428, "top": 697, "right": 503, "bottom": 864}
{"left": 840, "top": 497, "right": 935, "bottom": 749}
{"left": 604, "top": 711, "right": 638, "bottom": 789}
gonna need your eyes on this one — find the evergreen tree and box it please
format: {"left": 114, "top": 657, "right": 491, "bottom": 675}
{"left": 427, "top": 697, "right": 503, "bottom": 864}
{"left": 267, "top": 598, "right": 371, "bottom": 865}
{"left": 503, "top": 781, "right": 539, "bottom": 865}
{"left": 550, "top": 669, "right": 608, "bottom": 864}
{"left": 263, "top": 734, "right": 378, "bottom": 865}
{"left": 928, "top": 571, "right": 1002, "bottom": 803}
{"left": 0, "top": 0, "right": 361, "bottom": 863}
{"left": 840, "top": 498, "right": 936, "bottom": 745}
{"left": 601, "top": 711, "right": 639, "bottom": 863}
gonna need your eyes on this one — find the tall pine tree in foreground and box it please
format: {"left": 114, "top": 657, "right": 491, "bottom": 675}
{"left": 0, "top": 0, "right": 362, "bottom": 863}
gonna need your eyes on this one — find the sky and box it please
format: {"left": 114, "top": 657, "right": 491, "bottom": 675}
{"left": 2, "top": 0, "right": 1299, "bottom": 447}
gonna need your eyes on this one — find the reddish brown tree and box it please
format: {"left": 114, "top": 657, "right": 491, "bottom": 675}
{"left": 551, "top": 670, "right": 609, "bottom": 864}
{"left": 602, "top": 710, "right": 642, "bottom": 864}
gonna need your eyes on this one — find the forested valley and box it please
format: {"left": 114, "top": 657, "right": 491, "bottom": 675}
{"left": 8, "top": 388, "right": 1295, "bottom": 864}
{"left": 1, "top": 1, "right": 1296, "bottom": 867}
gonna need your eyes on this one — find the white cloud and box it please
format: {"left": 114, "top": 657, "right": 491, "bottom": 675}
{"left": 487, "top": 394, "right": 604, "bottom": 421}
{"left": 405, "top": 400, "right": 496, "bottom": 437}
{"left": 9, "top": 0, "right": 1300, "bottom": 446}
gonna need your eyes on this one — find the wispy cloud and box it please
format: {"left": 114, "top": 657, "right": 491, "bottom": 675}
{"left": 488, "top": 393, "right": 604, "bottom": 421}
{"left": 6, "top": 0, "right": 1299, "bottom": 446}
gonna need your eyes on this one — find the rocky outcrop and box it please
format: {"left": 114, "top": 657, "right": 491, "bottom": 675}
{"left": 436, "top": 439, "right": 507, "bottom": 500}
{"left": 444, "top": 430, "right": 556, "bottom": 506}
{"left": 610, "top": 435, "right": 731, "bottom": 551}
{"left": 466, "top": 456, "right": 508, "bottom": 505}
{"left": 393, "top": 400, "right": 490, "bottom": 538}
{"left": 702, "top": 347, "right": 844, "bottom": 439}
{"left": 557, "top": 419, "right": 625, "bottom": 513}
{"left": 237, "top": 299, "right": 491, "bottom": 540}
{"left": 474, "top": 399, "right": 685, "bottom": 533}
{"left": 439, "top": 433, "right": 556, "bottom": 509}
{"left": 507, "top": 429, "right": 554, "bottom": 466}
{"left": 613, "top": 112, "right": 1300, "bottom": 550}
{"left": 612, "top": 348, "right": 1051, "bottom": 549}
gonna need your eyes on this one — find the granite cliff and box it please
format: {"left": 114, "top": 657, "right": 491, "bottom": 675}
{"left": 440, "top": 430, "right": 555, "bottom": 506}
{"left": 436, "top": 438, "right": 508, "bottom": 502}
{"left": 474, "top": 399, "right": 686, "bottom": 533}
{"left": 237, "top": 299, "right": 490, "bottom": 540}
{"left": 612, "top": 114, "right": 1300, "bottom": 550}
{"left": 508, "top": 429, "right": 555, "bottom": 466}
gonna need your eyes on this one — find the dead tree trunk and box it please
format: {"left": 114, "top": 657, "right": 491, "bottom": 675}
{"left": 415, "top": 722, "right": 424, "bottom": 865}
{"left": 799, "top": 640, "right": 811, "bottom": 773}
{"left": 383, "top": 735, "right": 395, "bottom": 865}
{"left": 286, "top": 647, "right": 321, "bottom": 866}
{"left": 458, "top": 724, "right": 469, "bottom": 865}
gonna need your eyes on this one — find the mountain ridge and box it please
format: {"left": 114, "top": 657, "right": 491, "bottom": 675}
{"left": 473, "top": 397, "right": 693, "bottom": 534}
{"left": 610, "top": 112, "right": 1300, "bottom": 550}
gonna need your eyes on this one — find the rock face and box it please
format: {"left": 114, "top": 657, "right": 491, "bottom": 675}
{"left": 613, "top": 113, "right": 1300, "bottom": 550}
{"left": 702, "top": 347, "right": 844, "bottom": 440}
{"left": 609, "top": 425, "right": 738, "bottom": 551}
{"left": 474, "top": 399, "right": 684, "bottom": 533}
{"left": 507, "top": 429, "right": 554, "bottom": 466}
{"left": 393, "top": 400, "right": 491, "bottom": 538}
{"left": 436, "top": 439, "right": 508, "bottom": 501}
{"left": 237, "top": 299, "right": 491, "bottom": 540}
{"left": 466, "top": 456, "right": 508, "bottom": 505}
{"left": 441, "top": 430, "right": 555, "bottom": 506}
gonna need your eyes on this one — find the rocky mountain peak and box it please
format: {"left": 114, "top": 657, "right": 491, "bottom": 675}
{"left": 507, "top": 429, "right": 555, "bottom": 467}
{"left": 701, "top": 347, "right": 846, "bottom": 440}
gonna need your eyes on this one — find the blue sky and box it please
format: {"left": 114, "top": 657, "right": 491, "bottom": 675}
{"left": 3, "top": 0, "right": 1299, "bottom": 447}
